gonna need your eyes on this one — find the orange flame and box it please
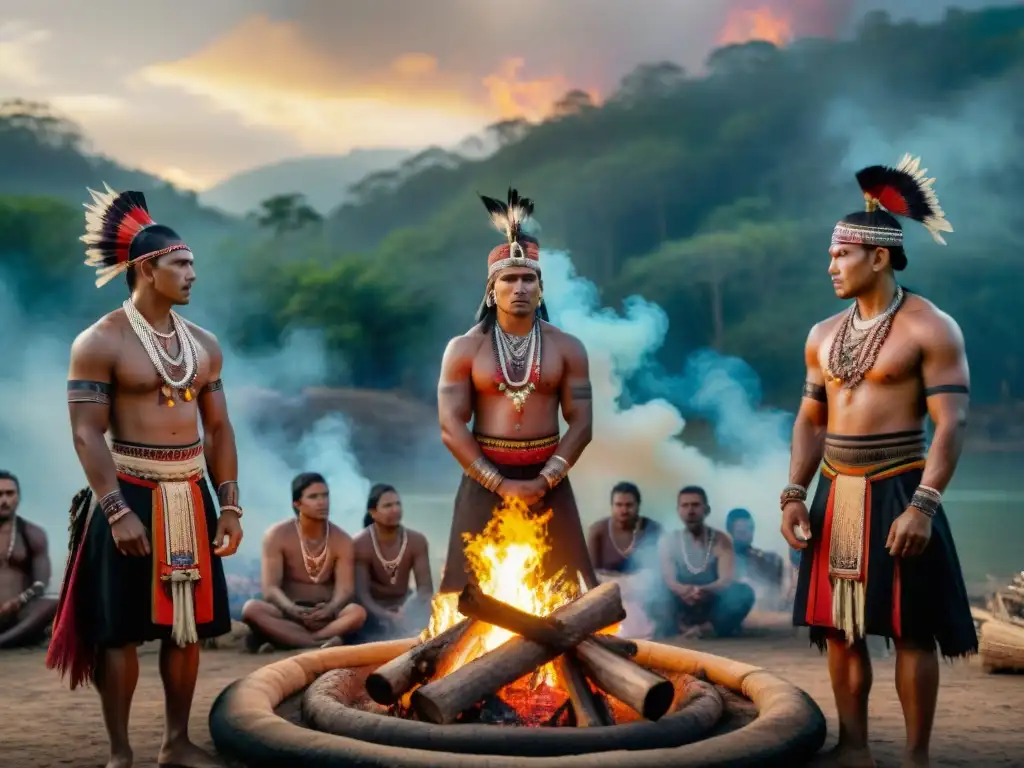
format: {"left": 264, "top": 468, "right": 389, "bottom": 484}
{"left": 423, "top": 498, "right": 581, "bottom": 685}
{"left": 718, "top": 6, "right": 794, "bottom": 47}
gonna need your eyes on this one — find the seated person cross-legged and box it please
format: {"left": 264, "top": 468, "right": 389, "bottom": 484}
{"left": 659, "top": 486, "right": 755, "bottom": 639}
{"left": 353, "top": 484, "right": 433, "bottom": 641}
{"left": 241, "top": 473, "right": 367, "bottom": 650}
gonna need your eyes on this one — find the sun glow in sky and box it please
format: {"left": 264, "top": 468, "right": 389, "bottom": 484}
{"left": 0, "top": 0, "right": 994, "bottom": 189}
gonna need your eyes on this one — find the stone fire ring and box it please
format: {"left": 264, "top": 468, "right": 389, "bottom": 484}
{"left": 209, "top": 637, "right": 827, "bottom": 767}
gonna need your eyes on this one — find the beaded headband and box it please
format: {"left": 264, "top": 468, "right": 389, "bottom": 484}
{"left": 831, "top": 154, "right": 953, "bottom": 250}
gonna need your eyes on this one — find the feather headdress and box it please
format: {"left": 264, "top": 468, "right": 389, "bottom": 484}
{"left": 480, "top": 187, "right": 535, "bottom": 247}
{"left": 854, "top": 154, "right": 954, "bottom": 245}
{"left": 81, "top": 183, "right": 189, "bottom": 288}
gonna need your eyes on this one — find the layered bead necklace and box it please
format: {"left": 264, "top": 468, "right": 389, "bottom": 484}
{"left": 0, "top": 514, "right": 16, "bottom": 566}
{"left": 825, "top": 286, "right": 905, "bottom": 397}
{"left": 123, "top": 299, "right": 199, "bottom": 407}
{"left": 295, "top": 519, "right": 331, "bottom": 583}
{"left": 370, "top": 525, "right": 407, "bottom": 584}
{"left": 608, "top": 518, "right": 638, "bottom": 558}
{"left": 492, "top": 318, "right": 542, "bottom": 429}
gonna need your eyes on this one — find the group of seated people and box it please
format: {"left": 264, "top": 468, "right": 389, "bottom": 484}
{"left": 243, "top": 475, "right": 797, "bottom": 650}
{"left": 0, "top": 467, "right": 797, "bottom": 653}
{"left": 586, "top": 482, "right": 798, "bottom": 640}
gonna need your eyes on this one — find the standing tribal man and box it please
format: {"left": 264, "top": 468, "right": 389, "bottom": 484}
{"left": 47, "top": 185, "right": 242, "bottom": 768}
{"left": 437, "top": 188, "right": 598, "bottom": 594}
{"left": 783, "top": 156, "right": 977, "bottom": 768}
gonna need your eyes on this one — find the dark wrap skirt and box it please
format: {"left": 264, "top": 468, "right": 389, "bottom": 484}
{"left": 439, "top": 435, "right": 598, "bottom": 594}
{"left": 792, "top": 439, "right": 977, "bottom": 659}
{"left": 46, "top": 440, "right": 231, "bottom": 689}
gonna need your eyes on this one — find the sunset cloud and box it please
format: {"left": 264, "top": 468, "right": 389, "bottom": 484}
{"left": 0, "top": 21, "right": 51, "bottom": 86}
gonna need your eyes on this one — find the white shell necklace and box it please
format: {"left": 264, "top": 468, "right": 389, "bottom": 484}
{"left": 680, "top": 528, "right": 715, "bottom": 575}
{"left": 370, "top": 525, "right": 407, "bottom": 584}
{"left": 122, "top": 299, "right": 199, "bottom": 400}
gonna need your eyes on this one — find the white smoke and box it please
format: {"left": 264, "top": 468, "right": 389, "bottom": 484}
{"left": 540, "top": 249, "right": 791, "bottom": 554}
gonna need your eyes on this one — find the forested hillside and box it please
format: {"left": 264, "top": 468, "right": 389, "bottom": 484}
{"left": 2, "top": 6, "right": 1023, "bottom": 408}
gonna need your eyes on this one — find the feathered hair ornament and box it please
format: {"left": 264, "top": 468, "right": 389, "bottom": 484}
{"left": 854, "top": 154, "right": 954, "bottom": 245}
{"left": 81, "top": 183, "right": 189, "bottom": 288}
{"left": 480, "top": 187, "right": 536, "bottom": 259}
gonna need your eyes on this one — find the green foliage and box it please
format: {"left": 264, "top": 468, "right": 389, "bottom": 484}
{"left": 3, "top": 5, "right": 1024, "bottom": 408}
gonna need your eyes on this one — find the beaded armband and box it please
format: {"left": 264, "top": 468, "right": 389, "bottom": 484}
{"left": 910, "top": 485, "right": 941, "bottom": 518}
{"left": 539, "top": 455, "right": 571, "bottom": 489}
{"left": 466, "top": 457, "right": 503, "bottom": 493}
{"left": 99, "top": 489, "right": 130, "bottom": 523}
{"left": 779, "top": 483, "right": 807, "bottom": 510}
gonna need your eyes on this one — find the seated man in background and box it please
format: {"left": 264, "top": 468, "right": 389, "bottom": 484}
{"left": 353, "top": 484, "right": 433, "bottom": 640}
{"left": 659, "top": 486, "right": 755, "bottom": 639}
{"left": 586, "top": 481, "right": 664, "bottom": 638}
{"left": 725, "top": 507, "right": 785, "bottom": 609}
{"left": 0, "top": 471, "right": 57, "bottom": 649}
{"left": 241, "top": 472, "right": 367, "bottom": 649}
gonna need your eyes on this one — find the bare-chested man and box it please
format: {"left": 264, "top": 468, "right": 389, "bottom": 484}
{"left": 0, "top": 471, "right": 57, "bottom": 648}
{"left": 659, "top": 486, "right": 754, "bottom": 639}
{"left": 46, "top": 186, "right": 242, "bottom": 768}
{"left": 783, "top": 156, "right": 977, "bottom": 768}
{"left": 437, "top": 189, "right": 598, "bottom": 594}
{"left": 353, "top": 483, "right": 433, "bottom": 639}
{"left": 241, "top": 472, "right": 366, "bottom": 649}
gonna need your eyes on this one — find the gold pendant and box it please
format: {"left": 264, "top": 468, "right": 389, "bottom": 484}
{"left": 183, "top": 387, "right": 192, "bottom": 402}
{"left": 505, "top": 382, "right": 535, "bottom": 413}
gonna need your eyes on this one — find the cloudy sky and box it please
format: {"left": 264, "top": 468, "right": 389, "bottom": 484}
{"left": 0, "top": 0, "right": 1006, "bottom": 190}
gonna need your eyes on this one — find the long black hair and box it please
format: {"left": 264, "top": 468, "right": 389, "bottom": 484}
{"left": 364, "top": 482, "right": 397, "bottom": 527}
{"left": 839, "top": 210, "right": 908, "bottom": 271}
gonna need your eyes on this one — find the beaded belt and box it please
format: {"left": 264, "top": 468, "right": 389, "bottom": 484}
{"left": 475, "top": 433, "right": 559, "bottom": 467}
{"left": 823, "top": 430, "right": 926, "bottom": 468}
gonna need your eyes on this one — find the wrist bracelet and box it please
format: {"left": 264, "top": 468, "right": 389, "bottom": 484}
{"left": 466, "top": 457, "right": 503, "bottom": 493}
{"left": 780, "top": 484, "right": 807, "bottom": 510}
{"left": 99, "top": 489, "right": 129, "bottom": 522}
{"left": 107, "top": 507, "right": 131, "bottom": 526}
{"left": 910, "top": 486, "right": 941, "bottom": 518}
{"left": 18, "top": 581, "right": 45, "bottom": 606}
{"left": 219, "top": 504, "right": 243, "bottom": 519}
{"left": 539, "top": 455, "right": 571, "bottom": 489}
{"left": 217, "top": 480, "right": 238, "bottom": 492}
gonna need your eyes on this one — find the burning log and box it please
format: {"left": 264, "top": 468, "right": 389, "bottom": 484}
{"left": 574, "top": 637, "right": 675, "bottom": 721}
{"left": 458, "top": 583, "right": 673, "bottom": 722}
{"left": 365, "top": 619, "right": 473, "bottom": 705}
{"left": 412, "top": 582, "right": 626, "bottom": 724}
{"left": 553, "top": 653, "right": 610, "bottom": 727}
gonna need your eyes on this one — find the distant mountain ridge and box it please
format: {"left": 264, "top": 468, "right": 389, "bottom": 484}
{"left": 199, "top": 148, "right": 415, "bottom": 216}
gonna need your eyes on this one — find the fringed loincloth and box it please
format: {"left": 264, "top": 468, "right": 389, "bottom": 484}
{"left": 110, "top": 440, "right": 214, "bottom": 648}
{"left": 806, "top": 431, "right": 925, "bottom": 645}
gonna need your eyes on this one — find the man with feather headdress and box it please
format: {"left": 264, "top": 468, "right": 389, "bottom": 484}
{"left": 46, "top": 185, "right": 241, "bottom": 768}
{"left": 781, "top": 156, "right": 977, "bottom": 767}
{"left": 436, "top": 188, "right": 598, "bottom": 594}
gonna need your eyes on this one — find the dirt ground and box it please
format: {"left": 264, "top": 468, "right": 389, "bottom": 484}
{"left": 1, "top": 628, "right": 1021, "bottom": 768}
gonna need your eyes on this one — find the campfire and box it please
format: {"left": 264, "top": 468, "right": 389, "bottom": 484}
{"left": 363, "top": 499, "right": 675, "bottom": 727}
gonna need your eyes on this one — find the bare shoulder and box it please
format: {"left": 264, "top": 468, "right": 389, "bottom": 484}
{"left": 183, "top": 319, "right": 222, "bottom": 357}
{"left": 808, "top": 311, "right": 845, "bottom": 346}
{"left": 445, "top": 327, "right": 487, "bottom": 355}
{"left": 263, "top": 519, "right": 295, "bottom": 547}
{"left": 901, "top": 294, "right": 964, "bottom": 345}
{"left": 588, "top": 518, "right": 607, "bottom": 537}
{"left": 406, "top": 529, "right": 429, "bottom": 551}
{"left": 22, "top": 520, "right": 49, "bottom": 549}
{"left": 350, "top": 528, "right": 373, "bottom": 557}
{"left": 328, "top": 523, "right": 353, "bottom": 548}
{"left": 543, "top": 322, "right": 587, "bottom": 356}
{"left": 70, "top": 310, "right": 125, "bottom": 362}
{"left": 712, "top": 528, "right": 733, "bottom": 551}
